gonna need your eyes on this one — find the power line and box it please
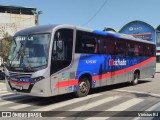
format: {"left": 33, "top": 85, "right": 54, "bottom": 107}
{"left": 82, "top": 0, "right": 109, "bottom": 27}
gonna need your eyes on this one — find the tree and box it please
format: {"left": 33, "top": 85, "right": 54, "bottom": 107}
{"left": 32, "top": 10, "right": 43, "bottom": 25}
{"left": 103, "top": 27, "right": 116, "bottom": 32}
{"left": 0, "top": 32, "right": 12, "bottom": 61}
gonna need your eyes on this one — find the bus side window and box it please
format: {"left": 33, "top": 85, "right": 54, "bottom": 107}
{"left": 134, "top": 44, "right": 139, "bottom": 56}
{"left": 139, "top": 44, "right": 142, "bottom": 56}
{"left": 115, "top": 39, "right": 126, "bottom": 56}
{"left": 151, "top": 45, "right": 155, "bottom": 57}
{"left": 52, "top": 31, "right": 65, "bottom": 60}
{"left": 146, "top": 45, "right": 153, "bottom": 56}
{"left": 97, "top": 38, "right": 104, "bottom": 54}
{"left": 139, "top": 44, "right": 146, "bottom": 56}
{"left": 128, "top": 43, "right": 135, "bottom": 56}
{"left": 105, "top": 37, "right": 115, "bottom": 55}
{"left": 51, "top": 29, "right": 73, "bottom": 74}
{"left": 75, "top": 31, "right": 97, "bottom": 54}
{"left": 125, "top": 42, "right": 129, "bottom": 56}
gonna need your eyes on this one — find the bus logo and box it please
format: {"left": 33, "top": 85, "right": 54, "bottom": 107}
{"left": 86, "top": 60, "right": 97, "bottom": 64}
{"left": 108, "top": 59, "right": 127, "bottom": 66}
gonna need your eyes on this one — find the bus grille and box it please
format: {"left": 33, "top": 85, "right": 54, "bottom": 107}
{"left": 9, "top": 72, "right": 33, "bottom": 79}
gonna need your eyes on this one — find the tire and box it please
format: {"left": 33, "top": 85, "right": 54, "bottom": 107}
{"left": 75, "top": 77, "right": 90, "bottom": 97}
{"left": 132, "top": 73, "right": 139, "bottom": 85}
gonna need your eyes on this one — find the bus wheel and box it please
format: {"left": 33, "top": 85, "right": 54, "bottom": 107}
{"left": 132, "top": 73, "right": 139, "bottom": 85}
{"left": 75, "top": 77, "right": 90, "bottom": 97}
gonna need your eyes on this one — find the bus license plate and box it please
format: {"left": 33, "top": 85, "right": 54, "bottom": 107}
{"left": 15, "top": 85, "right": 23, "bottom": 90}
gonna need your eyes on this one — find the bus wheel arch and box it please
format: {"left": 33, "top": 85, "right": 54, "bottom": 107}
{"left": 132, "top": 69, "right": 140, "bottom": 85}
{"left": 75, "top": 74, "right": 92, "bottom": 97}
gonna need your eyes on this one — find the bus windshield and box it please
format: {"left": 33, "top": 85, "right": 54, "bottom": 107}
{"left": 8, "top": 33, "right": 51, "bottom": 71}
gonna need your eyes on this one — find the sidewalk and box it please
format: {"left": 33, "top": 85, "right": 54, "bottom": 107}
{"left": 156, "top": 63, "right": 160, "bottom": 73}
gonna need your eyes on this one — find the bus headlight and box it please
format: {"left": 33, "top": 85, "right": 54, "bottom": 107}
{"left": 32, "top": 76, "right": 45, "bottom": 83}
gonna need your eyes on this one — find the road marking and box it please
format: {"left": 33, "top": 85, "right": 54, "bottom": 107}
{"left": 114, "top": 89, "right": 160, "bottom": 97}
{"left": 85, "top": 98, "right": 144, "bottom": 120}
{"left": 0, "top": 96, "right": 33, "bottom": 106}
{"left": 10, "top": 104, "right": 33, "bottom": 110}
{"left": 106, "top": 98, "right": 144, "bottom": 111}
{"left": 70, "top": 95, "right": 121, "bottom": 111}
{"left": 0, "top": 92, "right": 14, "bottom": 96}
{"left": 32, "top": 93, "right": 102, "bottom": 111}
{"left": 0, "top": 89, "right": 7, "bottom": 91}
{"left": 58, "top": 95, "right": 121, "bottom": 119}
{"left": 145, "top": 101, "right": 160, "bottom": 111}
{"left": 0, "top": 101, "right": 15, "bottom": 106}
{"left": 133, "top": 101, "right": 160, "bottom": 120}
{"left": 0, "top": 90, "right": 9, "bottom": 94}
{"left": 0, "top": 90, "right": 16, "bottom": 100}
{"left": 0, "top": 82, "right": 5, "bottom": 85}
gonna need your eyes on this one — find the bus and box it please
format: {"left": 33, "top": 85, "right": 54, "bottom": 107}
{"left": 5, "top": 24, "right": 156, "bottom": 97}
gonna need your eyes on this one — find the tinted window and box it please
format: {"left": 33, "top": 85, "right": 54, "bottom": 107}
{"left": 76, "top": 31, "right": 98, "bottom": 54}
{"left": 145, "top": 44, "right": 155, "bottom": 56}
{"left": 104, "top": 37, "right": 115, "bottom": 55}
{"left": 115, "top": 39, "right": 126, "bottom": 55}
{"left": 127, "top": 42, "right": 140, "bottom": 56}
{"left": 51, "top": 29, "right": 73, "bottom": 74}
{"left": 75, "top": 30, "right": 155, "bottom": 57}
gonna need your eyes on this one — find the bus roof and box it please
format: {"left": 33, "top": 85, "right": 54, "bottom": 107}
{"left": 15, "top": 24, "right": 155, "bottom": 45}
{"left": 92, "top": 29, "right": 155, "bottom": 45}
{"left": 15, "top": 24, "right": 59, "bottom": 36}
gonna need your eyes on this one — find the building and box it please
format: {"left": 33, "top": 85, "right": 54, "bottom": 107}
{"left": 156, "top": 25, "right": 160, "bottom": 62}
{"left": 0, "top": 5, "right": 37, "bottom": 39}
{"left": 0, "top": 5, "right": 37, "bottom": 65}
{"left": 119, "top": 20, "right": 160, "bottom": 62}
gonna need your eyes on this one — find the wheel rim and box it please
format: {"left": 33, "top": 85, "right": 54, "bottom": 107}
{"left": 79, "top": 81, "right": 88, "bottom": 94}
{"left": 133, "top": 74, "right": 138, "bottom": 84}
{"left": 134, "top": 78, "right": 138, "bottom": 84}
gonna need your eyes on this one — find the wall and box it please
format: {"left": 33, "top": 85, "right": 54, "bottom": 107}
{"left": 0, "top": 13, "right": 35, "bottom": 39}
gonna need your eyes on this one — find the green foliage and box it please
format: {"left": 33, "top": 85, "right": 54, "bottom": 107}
{"left": 103, "top": 27, "right": 116, "bottom": 32}
{"left": 0, "top": 32, "right": 12, "bottom": 61}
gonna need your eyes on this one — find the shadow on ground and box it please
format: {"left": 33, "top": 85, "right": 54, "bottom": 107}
{"left": 2, "top": 80, "right": 151, "bottom": 106}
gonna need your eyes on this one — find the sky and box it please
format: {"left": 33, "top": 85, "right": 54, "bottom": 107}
{"left": 0, "top": 0, "right": 160, "bottom": 31}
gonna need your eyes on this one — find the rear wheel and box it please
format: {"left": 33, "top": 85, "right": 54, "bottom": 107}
{"left": 75, "top": 77, "right": 90, "bottom": 97}
{"left": 132, "top": 73, "right": 139, "bottom": 85}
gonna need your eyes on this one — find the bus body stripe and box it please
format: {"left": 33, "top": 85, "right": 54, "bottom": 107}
{"left": 92, "top": 57, "right": 155, "bottom": 81}
{"left": 8, "top": 80, "right": 30, "bottom": 85}
{"left": 54, "top": 79, "right": 78, "bottom": 89}
{"left": 54, "top": 57, "right": 155, "bottom": 88}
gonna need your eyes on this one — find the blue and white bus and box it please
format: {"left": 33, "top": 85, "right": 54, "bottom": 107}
{"left": 5, "top": 24, "right": 156, "bottom": 97}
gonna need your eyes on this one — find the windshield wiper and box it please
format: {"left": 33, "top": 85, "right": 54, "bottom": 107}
{"left": 9, "top": 39, "right": 21, "bottom": 69}
{"left": 9, "top": 40, "right": 34, "bottom": 71}
{"left": 24, "top": 56, "right": 35, "bottom": 72}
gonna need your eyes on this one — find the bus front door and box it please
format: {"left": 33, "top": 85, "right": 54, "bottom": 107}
{"left": 50, "top": 28, "right": 74, "bottom": 95}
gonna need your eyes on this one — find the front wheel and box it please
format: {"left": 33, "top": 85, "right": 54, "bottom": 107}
{"left": 75, "top": 77, "right": 90, "bottom": 97}
{"left": 132, "top": 73, "right": 139, "bottom": 85}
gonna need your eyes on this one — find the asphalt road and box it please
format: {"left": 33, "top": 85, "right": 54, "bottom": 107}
{"left": 0, "top": 73, "right": 160, "bottom": 120}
